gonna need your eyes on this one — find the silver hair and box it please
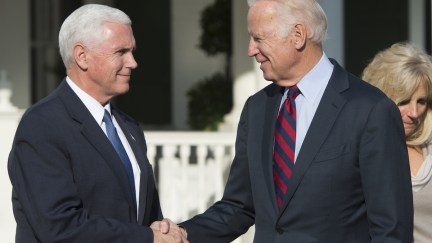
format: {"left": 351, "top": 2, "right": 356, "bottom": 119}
{"left": 248, "top": 0, "right": 327, "bottom": 44}
{"left": 58, "top": 4, "right": 132, "bottom": 68}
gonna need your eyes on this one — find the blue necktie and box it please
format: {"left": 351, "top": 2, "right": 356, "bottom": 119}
{"left": 103, "top": 110, "right": 136, "bottom": 207}
{"left": 273, "top": 85, "right": 300, "bottom": 208}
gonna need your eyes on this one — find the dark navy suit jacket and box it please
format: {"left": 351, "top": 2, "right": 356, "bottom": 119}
{"left": 8, "top": 80, "right": 162, "bottom": 243}
{"left": 182, "top": 59, "right": 413, "bottom": 243}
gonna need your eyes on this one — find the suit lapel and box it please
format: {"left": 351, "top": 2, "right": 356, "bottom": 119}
{"left": 57, "top": 81, "right": 137, "bottom": 220}
{"left": 278, "top": 61, "right": 349, "bottom": 217}
{"left": 261, "top": 85, "right": 285, "bottom": 212}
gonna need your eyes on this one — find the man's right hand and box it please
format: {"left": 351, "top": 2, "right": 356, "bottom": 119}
{"left": 151, "top": 219, "right": 188, "bottom": 243}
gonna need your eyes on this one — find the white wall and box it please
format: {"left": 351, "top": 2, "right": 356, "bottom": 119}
{"left": 409, "top": 0, "right": 426, "bottom": 48}
{"left": 0, "top": 0, "right": 30, "bottom": 109}
{"left": 171, "top": 0, "right": 225, "bottom": 130}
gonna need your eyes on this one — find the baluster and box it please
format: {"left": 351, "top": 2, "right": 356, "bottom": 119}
{"left": 159, "top": 144, "right": 180, "bottom": 221}
{"left": 179, "top": 144, "right": 190, "bottom": 220}
{"left": 196, "top": 144, "right": 207, "bottom": 212}
{"left": 146, "top": 144, "right": 156, "bottom": 167}
{"left": 213, "top": 145, "right": 225, "bottom": 200}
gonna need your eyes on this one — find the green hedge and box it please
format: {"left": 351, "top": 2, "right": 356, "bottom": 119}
{"left": 187, "top": 72, "right": 232, "bottom": 130}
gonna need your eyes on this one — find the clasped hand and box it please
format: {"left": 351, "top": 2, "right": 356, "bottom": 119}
{"left": 151, "top": 218, "right": 188, "bottom": 243}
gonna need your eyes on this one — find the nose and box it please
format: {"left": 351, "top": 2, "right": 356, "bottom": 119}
{"left": 247, "top": 37, "right": 258, "bottom": 57}
{"left": 127, "top": 52, "right": 138, "bottom": 69}
{"left": 407, "top": 104, "right": 419, "bottom": 118}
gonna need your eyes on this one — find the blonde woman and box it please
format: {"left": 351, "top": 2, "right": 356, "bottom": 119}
{"left": 362, "top": 42, "right": 432, "bottom": 242}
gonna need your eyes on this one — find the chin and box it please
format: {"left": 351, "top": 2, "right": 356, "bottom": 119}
{"left": 261, "top": 72, "right": 274, "bottom": 82}
{"left": 405, "top": 129, "right": 414, "bottom": 137}
{"left": 118, "top": 85, "right": 130, "bottom": 94}
{"left": 273, "top": 79, "right": 295, "bottom": 87}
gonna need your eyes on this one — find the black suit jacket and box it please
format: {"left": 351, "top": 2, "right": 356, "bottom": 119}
{"left": 181, "top": 59, "right": 413, "bottom": 242}
{"left": 8, "top": 80, "right": 162, "bottom": 243}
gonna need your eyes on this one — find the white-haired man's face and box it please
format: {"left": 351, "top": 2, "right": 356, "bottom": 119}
{"left": 84, "top": 22, "right": 138, "bottom": 103}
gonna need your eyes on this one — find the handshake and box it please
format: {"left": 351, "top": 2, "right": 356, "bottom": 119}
{"left": 151, "top": 218, "right": 188, "bottom": 243}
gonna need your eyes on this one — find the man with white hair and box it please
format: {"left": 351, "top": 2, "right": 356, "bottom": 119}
{"left": 8, "top": 4, "right": 187, "bottom": 243}
{"left": 179, "top": 0, "right": 413, "bottom": 242}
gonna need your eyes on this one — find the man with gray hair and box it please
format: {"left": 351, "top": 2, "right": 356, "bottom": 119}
{"left": 8, "top": 4, "right": 187, "bottom": 243}
{"left": 179, "top": 0, "right": 413, "bottom": 242}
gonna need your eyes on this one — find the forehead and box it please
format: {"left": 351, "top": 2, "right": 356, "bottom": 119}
{"left": 248, "top": 1, "right": 278, "bottom": 22}
{"left": 247, "top": 4, "right": 279, "bottom": 35}
{"left": 416, "top": 79, "right": 429, "bottom": 94}
{"left": 100, "top": 22, "right": 136, "bottom": 48}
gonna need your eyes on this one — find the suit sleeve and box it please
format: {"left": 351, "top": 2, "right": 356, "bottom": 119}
{"left": 8, "top": 112, "right": 154, "bottom": 243}
{"left": 181, "top": 99, "right": 255, "bottom": 242}
{"left": 359, "top": 97, "right": 413, "bottom": 242}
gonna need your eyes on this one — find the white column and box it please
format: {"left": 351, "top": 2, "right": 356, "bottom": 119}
{"left": 171, "top": 0, "right": 225, "bottom": 130}
{"left": 0, "top": 111, "right": 24, "bottom": 243}
{"left": 319, "top": 0, "right": 345, "bottom": 65}
{"left": 0, "top": 0, "right": 30, "bottom": 109}
{"left": 408, "top": 0, "right": 426, "bottom": 49}
{"left": 219, "top": 0, "right": 268, "bottom": 132}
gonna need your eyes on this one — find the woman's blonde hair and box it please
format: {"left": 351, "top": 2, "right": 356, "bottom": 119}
{"left": 362, "top": 42, "right": 432, "bottom": 146}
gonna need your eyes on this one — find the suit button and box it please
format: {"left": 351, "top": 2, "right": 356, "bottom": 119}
{"left": 276, "top": 228, "right": 283, "bottom": 234}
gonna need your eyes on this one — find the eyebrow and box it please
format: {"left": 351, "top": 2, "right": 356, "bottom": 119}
{"left": 114, "top": 46, "right": 136, "bottom": 53}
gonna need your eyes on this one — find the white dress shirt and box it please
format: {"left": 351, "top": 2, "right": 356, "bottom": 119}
{"left": 66, "top": 77, "right": 141, "bottom": 212}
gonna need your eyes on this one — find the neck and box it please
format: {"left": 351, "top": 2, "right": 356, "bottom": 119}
{"left": 67, "top": 68, "right": 112, "bottom": 106}
{"left": 278, "top": 43, "right": 323, "bottom": 86}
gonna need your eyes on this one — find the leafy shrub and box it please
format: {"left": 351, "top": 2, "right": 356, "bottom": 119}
{"left": 187, "top": 72, "right": 232, "bottom": 130}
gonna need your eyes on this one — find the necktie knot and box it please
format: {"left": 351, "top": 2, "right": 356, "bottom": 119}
{"left": 103, "top": 110, "right": 113, "bottom": 125}
{"left": 287, "top": 85, "right": 301, "bottom": 100}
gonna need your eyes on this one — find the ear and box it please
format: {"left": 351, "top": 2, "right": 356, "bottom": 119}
{"left": 73, "top": 44, "right": 88, "bottom": 71}
{"left": 292, "top": 23, "right": 307, "bottom": 50}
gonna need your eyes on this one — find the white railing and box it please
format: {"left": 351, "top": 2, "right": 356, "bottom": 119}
{"left": 145, "top": 131, "right": 254, "bottom": 243}
{"left": 145, "top": 131, "right": 236, "bottom": 221}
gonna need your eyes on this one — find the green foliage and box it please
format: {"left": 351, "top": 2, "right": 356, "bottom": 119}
{"left": 187, "top": 0, "right": 232, "bottom": 130}
{"left": 187, "top": 73, "right": 232, "bottom": 130}
{"left": 199, "top": 0, "right": 232, "bottom": 56}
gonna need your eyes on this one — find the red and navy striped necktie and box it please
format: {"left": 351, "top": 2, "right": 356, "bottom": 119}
{"left": 273, "top": 85, "right": 301, "bottom": 208}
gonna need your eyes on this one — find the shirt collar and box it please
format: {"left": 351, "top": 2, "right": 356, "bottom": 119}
{"left": 66, "top": 77, "right": 110, "bottom": 126}
{"left": 296, "top": 53, "right": 334, "bottom": 104}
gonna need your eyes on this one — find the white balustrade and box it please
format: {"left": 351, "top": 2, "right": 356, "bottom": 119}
{"left": 144, "top": 131, "right": 236, "bottom": 220}
{"left": 145, "top": 131, "right": 253, "bottom": 243}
